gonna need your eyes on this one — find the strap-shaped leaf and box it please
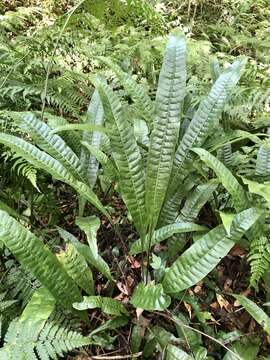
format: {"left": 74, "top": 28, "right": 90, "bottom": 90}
{"left": 163, "top": 208, "right": 261, "bottom": 293}
{"left": 167, "top": 59, "right": 245, "bottom": 200}
{"left": 95, "top": 80, "right": 146, "bottom": 235}
{"left": 129, "top": 222, "right": 207, "bottom": 255}
{"left": 98, "top": 56, "right": 154, "bottom": 125}
{"left": 47, "top": 114, "right": 82, "bottom": 156}
{"left": 59, "top": 218, "right": 113, "bottom": 281}
{"left": 193, "top": 148, "right": 248, "bottom": 211}
{"left": 233, "top": 295, "right": 270, "bottom": 335}
{"left": 81, "top": 90, "right": 105, "bottom": 188}
{"left": 180, "top": 180, "right": 218, "bottom": 221}
{"left": 167, "top": 180, "right": 218, "bottom": 256}
{"left": 145, "top": 33, "right": 186, "bottom": 230}
{"left": 255, "top": 140, "right": 270, "bottom": 176}
{"left": 0, "top": 210, "right": 82, "bottom": 310}
{"left": 57, "top": 243, "right": 94, "bottom": 295}
{"left": 19, "top": 114, "right": 87, "bottom": 183}
{"left": 73, "top": 296, "right": 128, "bottom": 315}
{"left": 81, "top": 141, "right": 119, "bottom": 182}
{"left": 130, "top": 283, "right": 171, "bottom": 310}
{"left": 0, "top": 133, "right": 109, "bottom": 217}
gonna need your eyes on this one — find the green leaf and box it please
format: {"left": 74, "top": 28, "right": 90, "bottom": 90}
{"left": 95, "top": 80, "right": 146, "bottom": 235}
{"left": 0, "top": 210, "right": 83, "bottom": 311}
{"left": 180, "top": 180, "right": 218, "bottom": 222}
{"left": 167, "top": 59, "right": 245, "bottom": 202}
{"left": 223, "top": 340, "right": 260, "bottom": 360}
{"left": 219, "top": 211, "right": 235, "bottom": 235}
{"left": 145, "top": 33, "right": 186, "bottom": 230}
{"left": 80, "top": 89, "right": 105, "bottom": 188}
{"left": 0, "top": 287, "right": 56, "bottom": 359}
{"left": 242, "top": 177, "right": 270, "bottom": 205}
{"left": 57, "top": 243, "right": 94, "bottom": 295}
{"left": 73, "top": 296, "right": 128, "bottom": 316}
{"left": 131, "top": 324, "right": 143, "bottom": 353}
{"left": 82, "top": 141, "right": 119, "bottom": 182}
{"left": 98, "top": 56, "right": 154, "bottom": 125}
{"left": 130, "top": 283, "right": 171, "bottom": 310}
{"left": 166, "top": 344, "right": 192, "bottom": 360}
{"left": 90, "top": 316, "right": 129, "bottom": 336}
{"left": 129, "top": 221, "right": 207, "bottom": 255}
{"left": 19, "top": 114, "right": 87, "bottom": 183}
{"left": 163, "top": 208, "right": 261, "bottom": 293}
{"left": 233, "top": 295, "right": 270, "bottom": 335}
{"left": 193, "top": 148, "right": 248, "bottom": 211}
{"left": 58, "top": 225, "right": 113, "bottom": 281}
{"left": 52, "top": 123, "right": 106, "bottom": 134}
{"left": 0, "top": 133, "right": 109, "bottom": 218}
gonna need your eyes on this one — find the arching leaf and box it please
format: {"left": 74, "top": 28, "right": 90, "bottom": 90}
{"left": 163, "top": 208, "right": 261, "bottom": 293}
{"left": 18, "top": 114, "right": 87, "bottom": 183}
{"left": 129, "top": 222, "right": 207, "bottom": 255}
{"left": 233, "top": 295, "right": 270, "bottom": 335}
{"left": 0, "top": 210, "right": 82, "bottom": 311}
{"left": 0, "top": 133, "right": 109, "bottom": 218}
{"left": 167, "top": 59, "right": 245, "bottom": 203}
{"left": 193, "top": 148, "right": 248, "bottom": 211}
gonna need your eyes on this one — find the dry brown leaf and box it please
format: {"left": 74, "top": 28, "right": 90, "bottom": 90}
{"left": 184, "top": 302, "right": 192, "bottom": 318}
{"left": 216, "top": 294, "right": 230, "bottom": 311}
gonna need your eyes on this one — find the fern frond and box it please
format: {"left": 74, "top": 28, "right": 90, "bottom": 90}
{"left": 2, "top": 150, "right": 38, "bottom": 189}
{"left": 249, "top": 235, "right": 270, "bottom": 287}
{"left": 0, "top": 287, "right": 90, "bottom": 360}
{"left": 80, "top": 89, "right": 104, "bottom": 188}
{"left": 98, "top": 57, "right": 154, "bottom": 125}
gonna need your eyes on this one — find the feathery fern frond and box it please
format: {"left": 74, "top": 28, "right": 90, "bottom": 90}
{"left": 249, "top": 235, "right": 270, "bottom": 287}
{"left": 2, "top": 150, "right": 38, "bottom": 189}
{"left": 0, "top": 287, "right": 90, "bottom": 360}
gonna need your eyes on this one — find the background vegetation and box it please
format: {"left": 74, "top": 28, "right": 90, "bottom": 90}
{"left": 0, "top": 0, "right": 270, "bottom": 359}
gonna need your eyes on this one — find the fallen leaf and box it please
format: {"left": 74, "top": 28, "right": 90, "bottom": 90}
{"left": 117, "top": 281, "right": 131, "bottom": 295}
{"left": 184, "top": 302, "right": 192, "bottom": 319}
{"left": 217, "top": 294, "right": 230, "bottom": 311}
{"left": 127, "top": 256, "right": 141, "bottom": 269}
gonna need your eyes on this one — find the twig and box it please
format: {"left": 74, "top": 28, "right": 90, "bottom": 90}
{"left": 90, "top": 352, "right": 142, "bottom": 359}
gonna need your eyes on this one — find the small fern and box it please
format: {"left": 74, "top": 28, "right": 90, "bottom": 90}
{"left": 249, "top": 235, "right": 270, "bottom": 287}
{"left": 2, "top": 150, "right": 38, "bottom": 189}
